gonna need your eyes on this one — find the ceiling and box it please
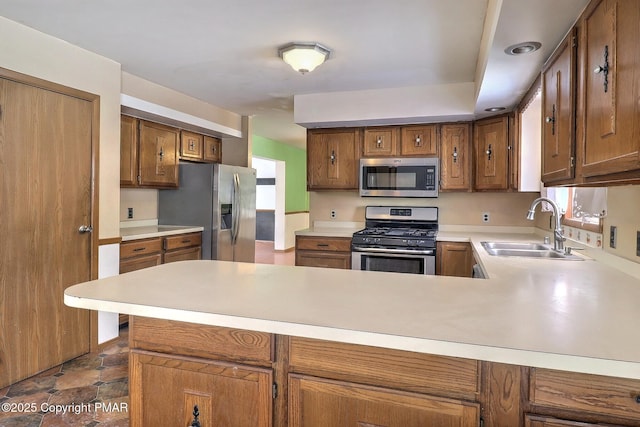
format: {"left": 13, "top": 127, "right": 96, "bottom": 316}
{"left": 1, "top": 0, "right": 589, "bottom": 149}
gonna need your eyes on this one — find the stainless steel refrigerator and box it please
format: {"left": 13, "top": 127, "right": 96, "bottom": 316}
{"left": 158, "top": 163, "right": 256, "bottom": 262}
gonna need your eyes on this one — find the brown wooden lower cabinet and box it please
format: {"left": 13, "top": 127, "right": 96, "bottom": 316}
{"left": 295, "top": 235, "right": 351, "bottom": 269}
{"left": 437, "top": 241, "right": 474, "bottom": 277}
{"left": 127, "top": 318, "right": 640, "bottom": 427}
{"left": 130, "top": 350, "right": 272, "bottom": 427}
{"left": 289, "top": 374, "right": 479, "bottom": 427}
{"left": 119, "top": 232, "right": 201, "bottom": 324}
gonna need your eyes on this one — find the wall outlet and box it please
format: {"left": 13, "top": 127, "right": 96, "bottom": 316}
{"left": 482, "top": 212, "right": 490, "bottom": 223}
{"left": 330, "top": 210, "right": 337, "bottom": 219}
{"left": 610, "top": 225, "right": 617, "bottom": 249}
{"left": 127, "top": 207, "right": 134, "bottom": 219}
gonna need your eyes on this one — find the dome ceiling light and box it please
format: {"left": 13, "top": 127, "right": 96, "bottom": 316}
{"left": 504, "top": 41, "right": 542, "bottom": 56}
{"left": 278, "top": 42, "right": 331, "bottom": 74}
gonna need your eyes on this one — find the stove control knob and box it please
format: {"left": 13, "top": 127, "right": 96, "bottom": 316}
{"left": 418, "top": 240, "right": 425, "bottom": 245}
{"left": 374, "top": 238, "right": 381, "bottom": 244}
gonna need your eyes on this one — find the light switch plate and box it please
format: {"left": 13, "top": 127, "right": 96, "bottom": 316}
{"left": 610, "top": 225, "right": 617, "bottom": 249}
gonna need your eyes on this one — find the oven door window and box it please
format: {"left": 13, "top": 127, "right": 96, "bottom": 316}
{"left": 360, "top": 254, "right": 431, "bottom": 275}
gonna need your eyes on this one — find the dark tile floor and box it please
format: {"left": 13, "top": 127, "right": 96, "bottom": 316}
{"left": 0, "top": 328, "right": 129, "bottom": 427}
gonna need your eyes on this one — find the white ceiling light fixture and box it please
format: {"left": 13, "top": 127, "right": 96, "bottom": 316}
{"left": 278, "top": 42, "right": 331, "bottom": 74}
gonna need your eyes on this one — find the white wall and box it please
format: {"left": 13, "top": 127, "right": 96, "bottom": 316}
{"left": 0, "top": 16, "right": 122, "bottom": 239}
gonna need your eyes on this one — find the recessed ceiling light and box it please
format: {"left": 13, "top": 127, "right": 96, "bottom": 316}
{"left": 504, "top": 41, "right": 542, "bottom": 56}
{"left": 485, "top": 107, "right": 506, "bottom": 112}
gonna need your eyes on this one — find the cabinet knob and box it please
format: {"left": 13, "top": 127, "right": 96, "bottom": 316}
{"left": 486, "top": 144, "right": 492, "bottom": 161}
{"left": 330, "top": 150, "right": 336, "bottom": 165}
{"left": 452, "top": 147, "right": 458, "bottom": 163}
{"left": 636, "top": 395, "right": 640, "bottom": 404}
{"left": 546, "top": 104, "right": 556, "bottom": 135}
{"left": 189, "top": 405, "right": 201, "bottom": 427}
{"left": 414, "top": 135, "right": 422, "bottom": 146}
{"left": 376, "top": 136, "right": 382, "bottom": 147}
{"left": 593, "top": 45, "right": 610, "bottom": 92}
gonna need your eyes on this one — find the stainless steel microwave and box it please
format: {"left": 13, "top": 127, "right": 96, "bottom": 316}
{"left": 359, "top": 157, "right": 438, "bottom": 197}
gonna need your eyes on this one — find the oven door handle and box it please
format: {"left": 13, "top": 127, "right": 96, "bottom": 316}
{"left": 352, "top": 247, "right": 435, "bottom": 256}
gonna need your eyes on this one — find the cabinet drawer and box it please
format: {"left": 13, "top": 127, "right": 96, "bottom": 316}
{"left": 295, "top": 250, "right": 351, "bottom": 269}
{"left": 296, "top": 236, "right": 351, "bottom": 252}
{"left": 289, "top": 337, "right": 480, "bottom": 399}
{"left": 120, "top": 238, "right": 163, "bottom": 258}
{"left": 289, "top": 374, "right": 479, "bottom": 427}
{"left": 120, "top": 253, "right": 162, "bottom": 274}
{"left": 530, "top": 368, "right": 640, "bottom": 421}
{"left": 130, "top": 317, "right": 274, "bottom": 365}
{"left": 163, "top": 246, "right": 201, "bottom": 263}
{"left": 164, "top": 232, "right": 202, "bottom": 250}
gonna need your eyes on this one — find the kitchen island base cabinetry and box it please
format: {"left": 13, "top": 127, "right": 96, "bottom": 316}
{"left": 130, "top": 350, "right": 273, "bottom": 427}
{"left": 128, "top": 317, "right": 640, "bottom": 427}
{"left": 289, "top": 375, "right": 479, "bottom": 427}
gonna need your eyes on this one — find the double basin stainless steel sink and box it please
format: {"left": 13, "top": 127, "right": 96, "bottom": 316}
{"left": 481, "top": 241, "right": 585, "bottom": 261}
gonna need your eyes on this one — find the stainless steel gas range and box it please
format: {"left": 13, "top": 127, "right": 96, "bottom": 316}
{"left": 351, "top": 206, "right": 438, "bottom": 275}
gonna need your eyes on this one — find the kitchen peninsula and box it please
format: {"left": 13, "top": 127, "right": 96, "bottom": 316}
{"left": 65, "top": 233, "right": 640, "bottom": 426}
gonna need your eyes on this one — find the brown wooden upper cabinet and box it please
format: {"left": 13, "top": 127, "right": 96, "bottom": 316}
{"left": 580, "top": 0, "right": 640, "bottom": 180}
{"left": 400, "top": 124, "right": 438, "bottom": 156}
{"left": 541, "top": 29, "right": 577, "bottom": 185}
{"left": 307, "top": 128, "right": 361, "bottom": 190}
{"left": 120, "top": 115, "right": 139, "bottom": 186}
{"left": 363, "top": 126, "right": 397, "bottom": 157}
{"left": 180, "top": 130, "right": 222, "bottom": 163}
{"left": 440, "top": 123, "right": 472, "bottom": 191}
{"left": 473, "top": 115, "right": 510, "bottom": 191}
{"left": 203, "top": 135, "right": 222, "bottom": 163}
{"left": 362, "top": 125, "right": 437, "bottom": 157}
{"left": 180, "top": 130, "right": 203, "bottom": 161}
{"left": 121, "top": 116, "right": 179, "bottom": 188}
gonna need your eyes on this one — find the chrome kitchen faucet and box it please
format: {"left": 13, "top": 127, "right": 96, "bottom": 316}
{"left": 526, "top": 197, "right": 565, "bottom": 252}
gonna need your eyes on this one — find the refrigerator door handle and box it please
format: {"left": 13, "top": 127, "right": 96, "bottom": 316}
{"left": 232, "top": 172, "right": 240, "bottom": 245}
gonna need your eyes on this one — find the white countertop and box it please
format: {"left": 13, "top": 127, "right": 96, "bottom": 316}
{"left": 66, "top": 231, "right": 640, "bottom": 379}
{"left": 295, "top": 221, "right": 364, "bottom": 238}
{"left": 120, "top": 225, "right": 204, "bottom": 241}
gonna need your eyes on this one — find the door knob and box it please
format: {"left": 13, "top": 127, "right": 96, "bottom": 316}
{"left": 78, "top": 225, "right": 93, "bottom": 233}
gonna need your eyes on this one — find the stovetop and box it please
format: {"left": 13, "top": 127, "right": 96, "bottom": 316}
{"left": 352, "top": 206, "right": 439, "bottom": 249}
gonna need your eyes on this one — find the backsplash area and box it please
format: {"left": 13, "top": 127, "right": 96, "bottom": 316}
{"left": 309, "top": 191, "right": 540, "bottom": 227}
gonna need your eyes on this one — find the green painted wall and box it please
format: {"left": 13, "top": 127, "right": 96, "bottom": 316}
{"left": 252, "top": 135, "right": 309, "bottom": 212}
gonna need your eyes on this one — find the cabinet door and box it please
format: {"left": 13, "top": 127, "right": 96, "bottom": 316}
{"left": 525, "top": 414, "right": 620, "bottom": 427}
{"left": 180, "top": 130, "right": 203, "bottom": 161}
{"left": 295, "top": 250, "right": 351, "bottom": 269}
{"left": 120, "top": 115, "right": 138, "bottom": 186}
{"left": 138, "top": 120, "right": 179, "bottom": 188}
{"left": 289, "top": 375, "right": 479, "bottom": 427}
{"left": 401, "top": 124, "right": 438, "bottom": 156}
{"left": 164, "top": 246, "right": 202, "bottom": 263}
{"left": 203, "top": 135, "right": 222, "bottom": 162}
{"left": 542, "top": 29, "right": 577, "bottom": 184}
{"left": 582, "top": 0, "right": 640, "bottom": 177}
{"left": 363, "top": 127, "right": 398, "bottom": 157}
{"left": 307, "top": 129, "right": 360, "bottom": 190}
{"left": 130, "top": 351, "right": 272, "bottom": 427}
{"left": 437, "top": 242, "right": 473, "bottom": 277}
{"left": 474, "top": 116, "right": 509, "bottom": 190}
{"left": 440, "top": 123, "right": 472, "bottom": 191}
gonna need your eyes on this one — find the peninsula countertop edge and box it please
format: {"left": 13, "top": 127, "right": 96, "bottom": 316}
{"left": 66, "top": 235, "right": 640, "bottom": 380}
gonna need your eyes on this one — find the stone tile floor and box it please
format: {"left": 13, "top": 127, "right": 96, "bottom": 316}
{"left": 0, "top": 328, "right": 129, "bottom": 427}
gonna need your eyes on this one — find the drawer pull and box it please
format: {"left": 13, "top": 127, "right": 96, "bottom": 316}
{"left": 316, "top": 244, "right": 329, "bottom": 247}
{"left": 182, "top": 239, "right": 191, "bottom": 244}
{"left": 133, "top": 247, "right": 146, "bottom": 252}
